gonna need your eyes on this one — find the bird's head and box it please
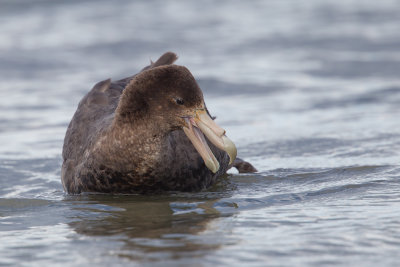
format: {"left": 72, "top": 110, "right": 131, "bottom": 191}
{"left": 115, "top": 55, "right": 236, "bottom": 173}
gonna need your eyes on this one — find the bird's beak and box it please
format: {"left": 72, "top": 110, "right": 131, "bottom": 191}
{"left": 183, "top": 109, "right": 237, "bottom": 173}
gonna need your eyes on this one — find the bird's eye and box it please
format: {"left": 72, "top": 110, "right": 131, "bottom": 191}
{"left": 175, "top": 98, "right": 185, "bottom": 105}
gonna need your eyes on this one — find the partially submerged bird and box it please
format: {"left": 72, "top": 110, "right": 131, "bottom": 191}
{"left": 61, "top": 52, "right": 255, "bottom": 194}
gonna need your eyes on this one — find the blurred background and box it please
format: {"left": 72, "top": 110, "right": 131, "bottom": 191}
{"left": 1, "top": 0, "right": 399, "bottom": 168}
{"left": 1, "top": 0, "right": 400, "bottom": 266}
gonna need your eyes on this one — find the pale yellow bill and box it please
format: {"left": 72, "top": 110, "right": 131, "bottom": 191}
{"left": 183, "top": 110, "right": 237, "bottom": 173}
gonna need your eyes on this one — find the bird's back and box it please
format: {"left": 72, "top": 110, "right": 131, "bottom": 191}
{"left": 61, "top": 76, "right": 136, "bottom": 191}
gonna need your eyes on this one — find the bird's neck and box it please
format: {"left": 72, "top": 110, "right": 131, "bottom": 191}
{"left": 92, "top": 120, "right": 170, "bottom": 174}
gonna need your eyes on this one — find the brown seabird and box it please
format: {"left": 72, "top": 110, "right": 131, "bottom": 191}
{"left": 61, "top": 52, "right": 255, "bottom": 194}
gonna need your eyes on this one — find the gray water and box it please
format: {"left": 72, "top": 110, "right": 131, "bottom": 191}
{"left": 1, "top": 0, "right": 400, "bottom": 266}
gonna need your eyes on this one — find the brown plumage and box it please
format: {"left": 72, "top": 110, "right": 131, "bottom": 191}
{"left": 61, "top": 52, "right": 255, "bottom": 194}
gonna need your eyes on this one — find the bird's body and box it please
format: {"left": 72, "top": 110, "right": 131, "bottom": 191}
{"left": 62, "top": 53, "right": 233, "bottom": 194}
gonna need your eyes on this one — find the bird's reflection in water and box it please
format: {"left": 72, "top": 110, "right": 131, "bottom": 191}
{"left": 66, "top": 177, "right": 236, "bottom": 261}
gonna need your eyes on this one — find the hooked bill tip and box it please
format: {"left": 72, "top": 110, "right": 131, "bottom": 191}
{"left": 222, "top": 135, "right": 237, "bottom": 165}
{"left": 205, "top": 158, "right": 219, "bottom": 173}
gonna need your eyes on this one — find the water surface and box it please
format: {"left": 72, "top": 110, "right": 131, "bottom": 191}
{"left": 1, "top": 0, "right": 400, "bottom": 266}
